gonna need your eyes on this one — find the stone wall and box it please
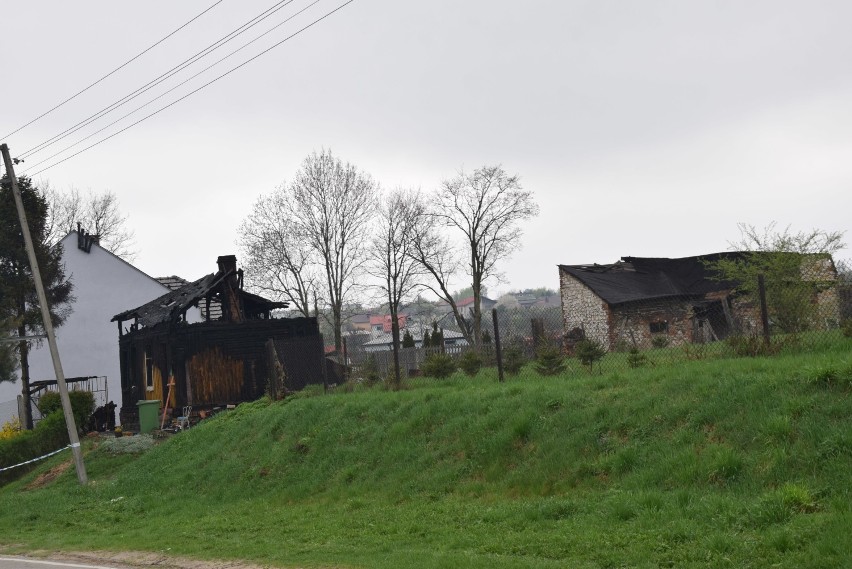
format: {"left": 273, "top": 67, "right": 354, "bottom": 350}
{"left": 559, "top": 270, "right": 610, "bottom": 347}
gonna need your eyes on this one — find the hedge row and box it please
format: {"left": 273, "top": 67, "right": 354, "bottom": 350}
{"left": 0, "top": 412, "right": 70, "bottom": 485}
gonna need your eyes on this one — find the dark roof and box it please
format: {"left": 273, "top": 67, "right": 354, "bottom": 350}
{"left": 112, "top": 271, "right": 287, "bottom": 328}
{"left": 155, "top": 275, "right": 190, "bottom": 291}
{"left": 559, "top": 252, "right": 743, "bottom": 305}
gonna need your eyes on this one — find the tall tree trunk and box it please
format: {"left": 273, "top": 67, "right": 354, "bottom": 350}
{"left": 17, "top": 328, "right": 32, "bottom": 430}
{"left": 389, "top": 303, "right": 401, "bottom": 390}
{"left": 472, "top": 269, "right": 483, "bottom": 350}
{"left": 332, "top": 306, "right": 342, "bottom": 353}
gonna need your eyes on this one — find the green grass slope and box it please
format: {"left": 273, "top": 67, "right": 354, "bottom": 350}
{"left": 1, "top": 340, "right": 850, "bottom": 568}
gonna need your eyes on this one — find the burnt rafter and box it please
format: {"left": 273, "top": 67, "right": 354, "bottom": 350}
{"left": 111, "top": 256, "right": 288, "bottom": 331}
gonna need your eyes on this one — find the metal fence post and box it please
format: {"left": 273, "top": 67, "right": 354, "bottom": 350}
{"left": 757, "top": 273, "right": 771, "bottom": 346}
{"left": 342, "top": 337, "right": 348, "bottom": 383}
{"left": 492, "top": 308, "right": 504, "bottom": 382}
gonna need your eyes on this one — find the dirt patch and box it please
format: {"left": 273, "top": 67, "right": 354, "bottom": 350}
{"left": 15, "top": 550, "right": 314, "bottom": 569}
{"left": 24, "top": 460, "right": 72, "bottom": 490}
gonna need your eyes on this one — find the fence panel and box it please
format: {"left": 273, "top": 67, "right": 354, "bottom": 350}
{"left": 341, "top": 273, "right": 850, "bottom": 384}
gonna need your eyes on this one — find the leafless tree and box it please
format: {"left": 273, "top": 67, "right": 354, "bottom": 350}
{"left": 291, "top": 150, "right": 377, "bottom": 351}
{"left": 238, "top": 187, "right": 320, "bottom": 318}
{"left": 368, "top": 188, "right": 426, "bottom": 387}
{"left": 408, "top": 211, "right": 472, "bottom": 344}
{"left": 433, "top": 165, "right": 539, "bottom": 347}
{"left": 44, "top": 185, "right": 137, "bottom": 261}
{"left": 730, "top": 222, "right": 845, "bottom": 255}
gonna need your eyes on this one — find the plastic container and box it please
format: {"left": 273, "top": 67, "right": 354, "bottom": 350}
{"left": 137, "top": 400, "right": 160, "bottom": 434}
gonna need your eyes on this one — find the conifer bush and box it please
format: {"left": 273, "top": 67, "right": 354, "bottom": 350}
{"left": 575, "top": 339, "right": 606, "bottom": 372}
{"left": 503, "top": 346, "right": 526, "bottom": 376}
{"left": 458, "top": 350, "right": 482, "bottom": 377}
{"left": 421, "top": 353, "right": 456, "bottom": 379}
{"left": 534, "top": 343, "right": 566, "bottom": 376}
{"left": 402, "top": 330, "right": 416, "bottom": 348}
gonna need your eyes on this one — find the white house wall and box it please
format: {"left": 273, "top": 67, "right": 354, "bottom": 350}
{"left": 0, "top": 232, "right": 200, "bottom": 423}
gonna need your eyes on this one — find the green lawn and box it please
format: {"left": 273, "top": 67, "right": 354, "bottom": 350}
{"left": 1, "top": 338, "right": 850, "bottom": 568}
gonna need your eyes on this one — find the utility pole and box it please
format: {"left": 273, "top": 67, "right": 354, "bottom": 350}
{"left": 1, "top": 143, "right": 88, "bottom": 485}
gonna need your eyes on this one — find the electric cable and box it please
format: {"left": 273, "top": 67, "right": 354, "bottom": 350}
{"left": 27, "top": 0, "right": 356, "bottom": 177}
{"left": 19, "top": 0, "right": 297, "bottom": 160}
{"left": 22, "top": 0, "right": 320, "bottom": 172}
{"left": 1, "top": 0, "right": 226, "bottom": 140}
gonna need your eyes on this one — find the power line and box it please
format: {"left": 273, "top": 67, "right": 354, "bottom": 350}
{"left": 22, "top": 0, "right": 320, "bottom": 173}
{"left": 28, "top": 0, "right": 356, "bottom": 177}
{"left": 19, "top": 0, "right": 297, "bottom": 160}
{"left": 1, "top": 0, "right": 226, "bottom": 140}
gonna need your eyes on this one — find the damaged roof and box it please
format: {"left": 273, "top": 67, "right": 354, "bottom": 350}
{"left": 559, "top": 252, "right": 743, "bottom": 305}
{"left": 112, "top": 271, "right": 287, "bottom": 328}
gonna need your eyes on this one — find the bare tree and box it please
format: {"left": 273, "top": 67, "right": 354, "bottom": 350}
{"left": 291, "top": 150, "right": 377, "bottom": 351}
{"left": 44, "top": 186, "right": 137, "bottom": 261}
{"left": 730, "top": 222, "right": 845, "bottom": 255}
{"left": 238, "top": 187, "right": 320, "bottom": 317}
{"left": 408, "top": 211, "right": 472, "bottom": 344}
{"left": 368, "top": 188, "right": 425, "bottom": 388}
{"left": 433, "top": 165, "right": 539, "bottom": 347}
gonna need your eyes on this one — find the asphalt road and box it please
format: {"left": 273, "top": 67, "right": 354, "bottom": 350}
{"left": 0, "top": 558, "right": 126, "bottom": 569}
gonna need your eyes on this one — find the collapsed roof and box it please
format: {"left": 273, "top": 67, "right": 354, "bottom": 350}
{"left": 558, "top": 253, "right": 744, "bottom": 306}
{"left": 112, "top": 258, "right": 287, "bottom": 329}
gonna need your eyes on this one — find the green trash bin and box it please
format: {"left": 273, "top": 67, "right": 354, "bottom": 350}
{"left": 137, "top": 400, "right": 160, "bottom": 434}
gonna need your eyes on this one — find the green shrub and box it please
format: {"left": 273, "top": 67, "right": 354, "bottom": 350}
{"left": 402, "top": 330, "right": 416, "bottom": 348}
{"left": 842, "top": 319, "right": 852, "bottom": 338}
{"left": 69, "top": 391, "right": 95, "bottom": 429}
{"left": 626, "top": 347, "right": 647, "bottom": 369}
{"left": 534, "top": 343, "right": 566, "bottom": 376}
{"left": 503, "top": 346, "right": 526, "bottom": 376}
{"left": 458, "top": 350, "right": 483, "bottom": 377}
{"left": 360, "top": 355, "right": 380, "bottom": 383}
{"left": 0, "top": 411, "right": 70, "bottom": 484}
{"left": 575, "top": 339, "right": 606, "bottom": 372}
{"left": 651, "top": 335, "right": 669, "bottom": 349}
{"left": 421, "top": 353, "right": 456, "bottom": 379}
{"left": 727, "top": 334, "right": 776, "bottom": 357}
{"left": 802, "top": 362, "right": 852, "bottom": 390}
{"left": 37, "top": 390, "right": 95, "bottom": 432}
{"left": 37, "top": 391, "right": 62, "bottom": 416}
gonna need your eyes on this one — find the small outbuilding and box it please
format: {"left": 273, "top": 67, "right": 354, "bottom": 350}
{"left": 559, "top": 252, "right": 840, "bottom": 351}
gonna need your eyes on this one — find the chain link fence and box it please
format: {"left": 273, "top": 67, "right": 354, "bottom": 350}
{"left": 341, "top": 271, "right": 851, "bottom": 383}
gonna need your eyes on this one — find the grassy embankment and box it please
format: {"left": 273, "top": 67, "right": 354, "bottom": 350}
{"left": 0, "top": 335, "right": 850, "bottom": 568}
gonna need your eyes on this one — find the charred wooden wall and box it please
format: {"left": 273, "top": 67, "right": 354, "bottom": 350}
{"left": 118, "top": 317, "right": 321, "bottom": 424}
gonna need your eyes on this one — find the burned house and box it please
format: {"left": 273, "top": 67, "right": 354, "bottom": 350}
{"left": 112, "top": 255, "right": 323, "bottom": 426}
{"left": 559, "top": 253, "right": 840, "bottom": 351}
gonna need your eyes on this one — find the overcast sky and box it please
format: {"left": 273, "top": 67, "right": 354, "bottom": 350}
{"left": 1, "top": 0, "right": 850, "bottom": 298}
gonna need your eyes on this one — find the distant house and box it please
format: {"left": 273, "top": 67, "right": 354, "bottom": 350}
{"left": 558, "top": 253, "right": 839, "bottom": 350}
{"left": 112, "top": 255, "right": 323, "bottom": 426}
{"left": 455, "top": 296, "right": 497, "bottom": 315}
{"left": 362, "top": 327, "right": 467, "bottom": 352}
{"left": 0, "top": 228, "right": 198, "bottom": 426}
{"left": 349, "top": 313, "right": 371, "bottom": 333}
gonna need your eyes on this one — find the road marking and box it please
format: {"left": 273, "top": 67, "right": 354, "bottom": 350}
{"left": 0, "top": 558, "right": 120, "bottom": 569}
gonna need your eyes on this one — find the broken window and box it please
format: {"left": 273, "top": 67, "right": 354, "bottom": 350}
{"left": 649, "top": 321, "right": 668, "bottom": 334}
{"left": 145, "top": 350, "right": 154, "bottom": 391}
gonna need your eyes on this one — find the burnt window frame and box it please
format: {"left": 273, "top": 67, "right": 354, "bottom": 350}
{"left": 144, "top": 348, "right": 154, "bottom": 391}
